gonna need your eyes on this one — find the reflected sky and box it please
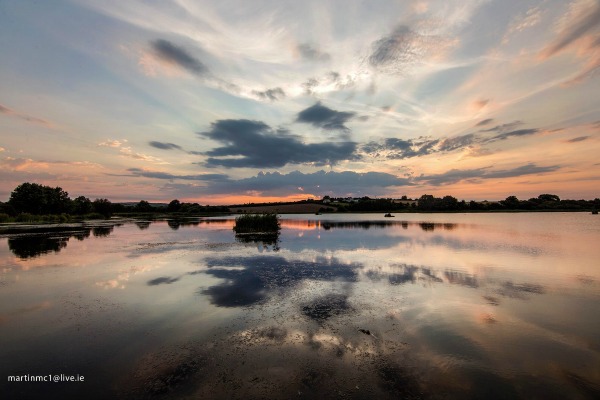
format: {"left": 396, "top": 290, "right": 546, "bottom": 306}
{"left": 0, "top": 213, "right": 599, "bottom": 399}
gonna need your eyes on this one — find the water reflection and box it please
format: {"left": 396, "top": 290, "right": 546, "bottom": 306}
{"left": 3, "top": 224, "right": 118, "bottom": 259}
{"left": 234, "top": 232, "right": 280, "bottom": 251}
{"left": 7, "top": 235, "right": 70, "bottom": 259}
{"left": 1, "top": 214, "right": 599, "bottom": 399}
{"left": 201, "top": 255, "right": 359, "bottom": 307}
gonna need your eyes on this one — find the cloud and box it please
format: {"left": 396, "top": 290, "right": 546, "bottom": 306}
{"left": 148, "top": 169, "right": 412, "bottom": 197}
{"left": 481, "top": 120, "right": 524, "bottom": 133}
{"left": 368, "top": 25, "right": 455, "bottom": 75}
{"left": 539, "top": 0, "right": 600, "bottom": 59}
{"left": 199, "top": 119, "right": 358, "bottom": 168}
{"left": 503, "top": 6, "right": 544, "bottom": 44}
{"left": 362, "top": 137, "right": 440, "bottom": 159}
{"left": 251, "top": 87, "right": 286, "bottom": 101}
{"left": 566, "top": 135, "right": 590, "bottom": 142}
{"left": 150, "top": 39, "right": 208, "bottom": 76}
{"left": 147, "top": 276, "right": 179, "bottom": 286}
{"left": 148, "top": 141, "right": 182, "bottom": 150}
{"left": 475, "top": 118, "right": 494, "bottom": 127}
{"left": 296, "top": 43, "right": 331, "bottom": 62}
{"left": 211, "top": 169, "right": 412, "bottom": 196}
{"left": 438, "top": 134, "right": 476, "bottom": 152}
{"left": 98, "top": 139, "right": 127, "bottom": 148}
{"left": 470, "top": 99, "right": 490, "bottom": 111}
{"left": 127, "top": 167, "right": 228, "bottom": 181}
{"left": 295, "top": 102, "right": 356, "bottom": 131}
{"left": 417, "top": 163, "right": 560, "bottom": 186}
{"left": 0, "top": 103, "right": 54, "bottom": 128}
{"left": 489, "top": 128, "right": 539, "bottom": 141}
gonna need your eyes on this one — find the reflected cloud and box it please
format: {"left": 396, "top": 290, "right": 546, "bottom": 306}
{"left": 301, "top": 293, "right": 354, "bottom": 323}
{"left": 200, "top": 256, "right": 359, "bottom": 307}
{"left": 496, "top": 281, "right": 545, "bottom": 299}
{"left": 444, "top": 270, "right": 479, "bottom": 288}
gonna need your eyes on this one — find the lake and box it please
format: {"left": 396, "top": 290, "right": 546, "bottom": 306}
{"left": 1, "top": 213, "right": 599, "bottom": 399}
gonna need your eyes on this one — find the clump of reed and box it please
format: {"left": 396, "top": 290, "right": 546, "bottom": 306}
{"left": 233, "top": 213, "right": 280, "bottom": 234}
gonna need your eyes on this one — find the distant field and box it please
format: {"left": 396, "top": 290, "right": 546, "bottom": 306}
{"left": 229, "top": 203, "right": 336, "bottom": 214}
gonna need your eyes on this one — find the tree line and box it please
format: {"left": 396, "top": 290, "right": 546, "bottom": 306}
{"left": 339, "top": 194, "right": 599, "bottom": 212}
{"left": 0, "top": 182, "right": 228, "bottom": 219}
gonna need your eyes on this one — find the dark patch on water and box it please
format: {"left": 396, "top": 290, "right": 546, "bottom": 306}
{"left": 8, "top": 235, "right": 69, "bottom": 259}
{"left": 445, "top": 270, "right": 479, "bottom": 288}
{"left": 301, "top": 294, "right": 354, "bottom": 323}
{"left": 200, "top": 256, "right": 359, "bottom": 307}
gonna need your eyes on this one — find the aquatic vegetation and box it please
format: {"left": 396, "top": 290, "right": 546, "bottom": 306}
{"left": 233, "top": 213, "right": 280, "bottom": 234}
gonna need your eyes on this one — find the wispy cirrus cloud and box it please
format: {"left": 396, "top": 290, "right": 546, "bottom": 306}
{"left": 126, "top": 167, "right": 228, "bottom": 181}
{"left": 296, "top": 43, "right": 331, "bottom": 62}
{"left": 416, "top": 163, "right": 561, "bottom": 186}
{"left": 0, "top": 103, "right": 54, "bottom": 128}
{"left": 150, "top": 39, "right": 209, "bottom": 76}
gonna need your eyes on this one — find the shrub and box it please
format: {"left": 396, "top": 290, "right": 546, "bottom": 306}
{"left": 233, "top": 213, "right": 280, "bottom": 234}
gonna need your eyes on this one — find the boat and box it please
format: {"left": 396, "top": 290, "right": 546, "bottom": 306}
{"left": 384, "top": 213, "right": 394, "bottom": 217}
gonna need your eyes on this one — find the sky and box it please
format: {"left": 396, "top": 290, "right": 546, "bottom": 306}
{"left": 1, "top": 0, "right": 599, "bottom": 204}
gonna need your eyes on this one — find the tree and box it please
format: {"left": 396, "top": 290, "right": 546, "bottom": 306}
{"left": 72, "top": 196, "right": 93, "bottom": 215}
{"left": 502, "top": 195, "right": 520, "bottom": 209}
{"left": 93, "top": 198, "right": 112, "bottom": 218}
{"left": 135, "top": 200, "right": 153, "bottom": 212}
{"left": 8, "top": 182, "right": 70, "bottom": 214}
{"left": 167, "top": 199, "right": 182, "bottom": 212}
{"left": 538, "top": 194, "right": 560, "bottom": 202}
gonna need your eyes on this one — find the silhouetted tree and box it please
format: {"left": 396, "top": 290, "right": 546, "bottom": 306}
{"left": 135, "top": 200, "right": 153, "bottom": 212}
{"left": 8, "top": 182, "right": 70, "bottom": 214}
{"left": 167, "top": 199, "right": 182, "bottom": 212}
{"left": 72, "top": 196, "right": 93, "bottom": 215}
{"left": 93, "top": 198, "right": 113, "bottom": 218}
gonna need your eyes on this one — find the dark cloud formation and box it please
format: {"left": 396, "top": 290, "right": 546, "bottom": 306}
{"left": 296, "top": 102, "right": 356, "bottom": 131}
{"left": 142, "top": 169, "right": 411, "bottom": 197}
{"left": 147, "top": 276, "right": 180, "bottom": 286}
{"left": 199, "top": 119, "right": 357, "bottom": 168}
{"left": 540, "top": 2, "right": 600, "bottom": 59}
{"left": 251, "top": 87, "right": 286, "bottom": 101}
{"left": 127, "top": 167, "right": 228, "bottom": 181}
{"left": 489, "top": 128, "right": 539, "bottom": 141}
{"left": 566, "top": 136, "right": 589, "bottom": 143}
{"left": 149, "top": 141, "right": 182, "bottom": 150}
{"left": 416, "top": 163, "right": 560, "bottom": 186}
{"left": 220, "top": 169, "right": 411, "bottom": 195}
{"left": 475, "top": 118, "right": 494, "bottom": 126}
{"left": 297, "top": 43, "right": 331, "bottom": 62}
{"left": 151, "top": 39, "right": 208, "bottom": 76}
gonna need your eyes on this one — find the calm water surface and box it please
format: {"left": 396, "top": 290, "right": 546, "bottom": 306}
{"left": 1, "top": 213, "right": 599, "bottom": 399}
